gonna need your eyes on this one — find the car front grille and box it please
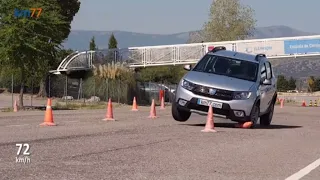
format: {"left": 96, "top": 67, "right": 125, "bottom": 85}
{"left": 192, "top": 84, "right": 234, "bottom": 101}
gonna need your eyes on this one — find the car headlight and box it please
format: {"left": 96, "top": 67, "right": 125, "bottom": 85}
{"left": 233, "top": 91, "right": 252, "bottom": 100}
{"left": 181, "top": 79, "right": 195, "bottom": 91}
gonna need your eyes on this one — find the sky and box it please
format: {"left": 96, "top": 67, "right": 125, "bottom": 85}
{"left": 71, "top": 0, "right": 320, "bottom": 34}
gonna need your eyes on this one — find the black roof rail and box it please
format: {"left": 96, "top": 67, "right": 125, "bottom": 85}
{"left": 255, "top": 53, "right": 266, "bottom": 61}
{"left": 210, "top": 46, "right": 226, "bottom": 53}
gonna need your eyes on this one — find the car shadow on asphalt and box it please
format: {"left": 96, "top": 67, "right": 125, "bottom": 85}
{"left": 179, "top": 123, "right": 302, "bottom": 129}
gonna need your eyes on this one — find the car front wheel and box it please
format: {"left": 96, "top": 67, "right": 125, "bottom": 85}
{"left": 248, "top": 103, "right": 260, "bottom": 128}
{"left": 260, "top": 101, "right": 275, "bottom": 126}
{"left": 171, "top": 102, "right": 191, "bottom": 122}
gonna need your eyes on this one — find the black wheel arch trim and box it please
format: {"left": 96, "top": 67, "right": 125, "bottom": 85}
{"left": 264, "top": 92, "right": 277, "bottom": 115}
{"left": 249, "top": 96, "right": 260, "bottom": 117}
{"left": 272, "top": 92, "right": 278, "bottom": 102}
{"left": 254, "top": 96, "right": 261, "bottom": 107}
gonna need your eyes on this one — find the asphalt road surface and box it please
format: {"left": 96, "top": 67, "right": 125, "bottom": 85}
{"left": 0, "top": 105, "right": 320, "bottom": 180}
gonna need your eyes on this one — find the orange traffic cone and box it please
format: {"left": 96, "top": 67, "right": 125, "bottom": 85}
{"left": 40, "top": 98, "right": 56, "bottom": 126}
{"left": 131, "top": 97, "right": 138, "bottom": 111}
{"left": 302, "top": 100, "right": 306, "bottom": 107}
{"left": 13, "top": 99, "right": 18, "bottom": 112}
{"left": 235, "top": 121, "right": 253, "bottom": 128}
{"left": 280, "top": 99, "right": 284, "bottom": 108}
{"left": 148, "top": 99, "right": 157, "bottom": 119}
{"left": 201, "top": 106, "right": 217, "bottom": 132}
{"left": 103, "top": 98, "right": 115, "bottom": 121}
{"left": 160, "top": 96, "right": 165, "bottom": 110}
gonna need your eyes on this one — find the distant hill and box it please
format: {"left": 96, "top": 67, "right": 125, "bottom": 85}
{"left": 63, "top": 30, "right": 191, "bottom": 50}
{"left": 270, "top": 56, "right": 320, "bottom": 90}
{"left": 251, "top": 25, "right": 315, "bottom": 39}
{"left": 270, "top": 57, "right": 320, "bottom": 79}
{"left": 62, "top": 25, "right": 316, "bottom": 50}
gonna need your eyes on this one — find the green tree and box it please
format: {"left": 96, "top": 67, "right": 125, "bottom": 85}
{"left": 32, "top": 0, "right": 80, "bottom": 98}
{"left": 0, "top": 66, "right": 21, "bottom": 91}
{"left": 307, "top": 76, "right": 316, "bottom": 92}
{"left": 314, "top": 78, "right": 320, "bottom": 92}
{"left": 276, "top": 75, "right": 288, "bottom": 92}
{"left": 37, "top": 0, "right": 80, "bottom": 97}
{"left": 167, "top": 66, "right": 188, "bottom": 83}
{"left": 288, "top": 77, "right": 296, "bottom": 90}
{"left": 188, "top": 0, "right": 256, "bottom": 43}
{"left": 57, "top": 0, "right": 81, "bottom": 38}
{"left": 106, "top": 33, "right": 118, "bottom": 63}
{"left": 37, "top": 48, "right": 74, "bottom": 97}
{"left": 108, "top": 33, "right": 118, "bottom": 49}
{"left": 35, "top": 48, "right": 76, "bottom": 97}
{"left": 89, "top": 36, "right": 97, "bottom": 50}
{"left": 0, "top": 0, "right": 80, "bottom": 107}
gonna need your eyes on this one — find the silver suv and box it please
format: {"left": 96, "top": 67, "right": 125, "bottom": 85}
{"left": 172, "top": 46, "right": 277, "bottom": 128}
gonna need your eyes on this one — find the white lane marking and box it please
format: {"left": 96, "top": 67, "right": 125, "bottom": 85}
{"left": 285, "top": 158, "right": 320, "bottom": 180}
{"left": 6, "top": 124, "right": 30, "bottom": 127}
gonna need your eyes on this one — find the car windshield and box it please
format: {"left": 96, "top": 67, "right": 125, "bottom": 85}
{"left": 192, "top": 54, "right": 258, "bottom": 82}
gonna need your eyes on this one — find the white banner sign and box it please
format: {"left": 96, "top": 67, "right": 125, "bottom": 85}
{"left": 236, "top": 40, "right": 285, "bottom": 56}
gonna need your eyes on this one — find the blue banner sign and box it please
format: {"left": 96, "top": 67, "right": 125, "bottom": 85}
{"left": 284, "top": 38, "right": 320, "bottom": 54}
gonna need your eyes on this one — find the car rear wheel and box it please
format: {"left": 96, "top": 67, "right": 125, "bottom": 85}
{"left": 172, "top": 102, "right": 191, "bottom": 122}
{"left": 260, "top": 101, "right": 275, "bottom": 126}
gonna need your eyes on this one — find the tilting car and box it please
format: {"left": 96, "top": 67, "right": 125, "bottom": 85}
{"left": 172, "top": 46, "right": 277, "bottom": 128}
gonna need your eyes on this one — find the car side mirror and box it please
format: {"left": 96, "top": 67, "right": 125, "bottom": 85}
{"left": 183, "top": 64, "right": 191, "bottom": 71}
{"left": 261, "top": 79, "right": 271, "bottom": 85}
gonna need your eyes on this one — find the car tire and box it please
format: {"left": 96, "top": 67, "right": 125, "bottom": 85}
{"left": 172, "top": 102, "right": 191, "bottom": 122}
{"left": 248, "top": 103, "right": 260, "bottom": 128}
{"left": 260, "top": 100, "right": 275, "bottom": 126}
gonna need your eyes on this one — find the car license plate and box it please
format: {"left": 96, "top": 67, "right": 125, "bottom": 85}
{"left": 197, "top": 99, "right": 222, "bottom": 109}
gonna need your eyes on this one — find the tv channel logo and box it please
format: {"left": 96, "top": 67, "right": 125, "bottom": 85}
{"left": 14, "top": 8, "right": 42, "bottom": 18}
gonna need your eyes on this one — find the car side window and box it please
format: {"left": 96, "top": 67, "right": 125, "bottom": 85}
{"left": 260, "top": 63, "right": 266, "bottom": 82}
{"left": 265, "top": 62, "right": 272, "bottom": 80}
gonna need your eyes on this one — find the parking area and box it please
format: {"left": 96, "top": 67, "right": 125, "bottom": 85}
{"left": 0, "top": 105, "right": 320, "bottom": 180}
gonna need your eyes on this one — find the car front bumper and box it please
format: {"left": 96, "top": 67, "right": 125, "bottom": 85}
{"left": 175, "top": 86, "right": 256, "bottom": 122}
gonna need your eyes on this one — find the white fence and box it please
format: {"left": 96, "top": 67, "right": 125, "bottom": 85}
{"left": 54, "top": 35, "right": 320, "bottom": 71}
